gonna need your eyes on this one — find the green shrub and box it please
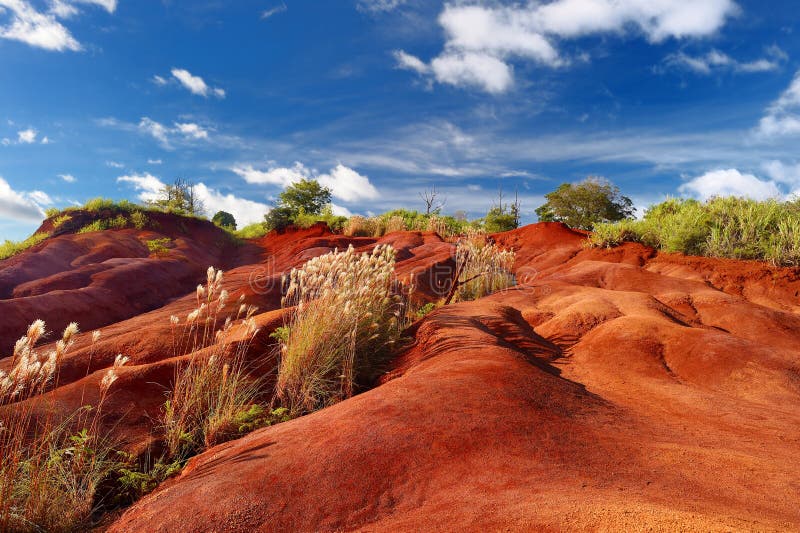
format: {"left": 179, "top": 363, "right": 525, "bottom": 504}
{"left": 130, "top": 210, "right": 149, "bottom": 229}
{"left": 588, "top": 196, "right": 800, "bottom": 265}
{"left": 44, "top": 207, "right": 61, "bottom": 217}
{"left": 293, "top": 206, "right": 347, "bottom": 231}
{"left": 145, "top": 238, "right": 173, "bottom": 255}
{"left": 77, "top": 220, "right": 107, "bottom": 234}
{"left": 108, "top": 214, "right": 129, "bottom": 230}
{"left": 51, "top": 214, "right": 72, "bottom": 229}
{"left": 234, "top": 223, "right": 268, "bottom": 239}
{"left": 0, "top": 232, "right": 50, "bottom": 260}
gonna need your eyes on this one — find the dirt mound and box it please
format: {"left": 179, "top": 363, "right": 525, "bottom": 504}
{"left": 2, "top": 222, "right": 799, "bottom": 530}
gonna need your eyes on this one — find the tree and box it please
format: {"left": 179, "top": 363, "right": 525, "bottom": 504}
{"left": 419, "top": 185, "right": 446, "bottom": 216}
{"left": 212, "top": 211, "right": 237, "bottom": 230}
{"left": 149, "top": 178, "right": 205, "bottom": 216}
{"left": 264, "top": 179, "right": 332, "bottom": 231}
{"left": 483, "top": 185, "right": 520, "bottom": 233}
{"left": 535, "top": 177, "right": 634, "bottom": 230}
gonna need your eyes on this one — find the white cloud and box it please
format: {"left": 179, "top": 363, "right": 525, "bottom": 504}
{"left": 17, "top": 128, "right": 37, "bottom": 144}
{"left": 663, "top": 48, "right": 784, "bottom": 75}
{"left": 261, "top": 3, "right": 287, "bottom": 19}
{"left": 105, "top": 160, "right": 124, "bottom": 168}
{"left": 138, "top": 117, "right": 170, "bottom": 146}
{"left": 147, "top": 158, "right": 162, "bottom": 165}
{"left": 0, "top": 176, "right": 47, "bottom": 222}
{"left": 193, "top": 183, "right": 269, "bottom": 226}
{"left": 59, "top": 173, "right": 76, "bottom": 183}
{"left": 27, "top": 190, "right": 52, "bottom": 205}
{"left": 0, "top": 0, "right": 115, "bottom": 52}
{"left": 678, "top": 169, "right": 781, "bottom": 201}
{"left": 232, "top": 162, "right": 380, "bottom": 203}
{"left": 318, "top": 164, "right": 380, "bottom": 202}
{"left": 397, "top": 0, "right": 738, "bottom": 93}
{"left": 170, "top": 68, "right": 225, "bottom": 99}
{"left": 117, "top": 173, "right": 164, "bottom": 202}
{"left": 40, "top": 135, "right": 50, "bottom": 144}
{"left": 763, "top": 160, "right": 800, "bottom": 187}
{"left": 232, "top": 162, "right": 312, "bottom": 187}
{"left": 330, "top": 203, "right": 353, "bottom": 217}
{"left": 175, "top": 122, "right": 209, "bottom": 140}
{"left": 756, "top": 70, "right": 800, "bottom": 138}
{"left": 117, "top": 173, "right": 268, "bottom": 226}
{"left": 357, "top": 0, "right": 405, "bottom": 12}
{"left": 152, "top": 74, "right": 168, "bottom": 86}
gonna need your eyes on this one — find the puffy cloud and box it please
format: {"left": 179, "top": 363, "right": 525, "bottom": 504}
{"left": 756, "top": 70, "right": 800, "bottom": 138}
{"left": 0, "top": 0, "right": 115, "bottom": 52}
{"left": 17, "top": 128, "right": 37, "bottom": 144}
{"left": 330, "top": 203, "right": 353, "bottom": 217}
{"left": 138, "top": 117, "right": 170, "bottom": 146}
{"left": 396, "top": 0, "right": 738, "bottom": 93}
{"left": 0, "top": 176, "right": 47, "bottom": 222}
{"left": 170, "top": 68, "right": 225, "bottom": 99}
{"left": 232, "top": 162, "right": 380, "bottom": 203}
{"left": 175, "top": 122, "right": 209, "bottom": 140}
{"left": 232, "top": 162, "right": 312, "bottom": 187}
{"left": 59, "top": 173, "right": 76, "bottom": 183}
{"left": 192, "top": 183, "right": 269, "bottom": 227}
{"left": 678, "top": 169, "right": 781, "bottom": 201}
{"left": 317, "top": 164, "right": 380, "bottom": 202}
{"left": 117, "top": 173, "right": 268, "bottom": 226}
{"left": 116, "top": 173, "right": 164, "bottom": 202}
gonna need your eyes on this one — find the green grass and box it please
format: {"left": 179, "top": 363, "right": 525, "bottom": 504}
{"left": 0, "top": 232, "right": 50, "bottom": 261}
{"left": 588, "top": 197, "right": 800, "bottom": 266}
{"left": 144, "top": 238, "right": 173, "bottom": 255}
{"left": 234, "top": 222, "right": 269, "bottom": 239}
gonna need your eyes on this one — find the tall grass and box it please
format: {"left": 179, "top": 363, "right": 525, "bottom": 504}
{"left": 0, "top": 232, "right": 50, "bottom": 261}
{"left": 452, "top": 237, "right": 516, "bottom": 302}
{"left": 274, "top": 245, "right": 405, "bottom": 415}
{"left": 0, "top": 322, "right": 125, "bottom": 532}
{"left": 588, "top": 197, "right": 800, "bottom": 265}
{"left": 161, "top": 267, "right": 272, "bottom": 460}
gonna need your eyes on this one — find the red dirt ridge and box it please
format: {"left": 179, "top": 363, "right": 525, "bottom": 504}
{"left": 2, "top": 218, "right": 799, "bottom": 531}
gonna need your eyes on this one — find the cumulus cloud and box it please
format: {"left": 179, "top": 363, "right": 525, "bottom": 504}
{"left": 175, "top": 122, "right": 209, "bottom": 140}
{"left": 396, "top": 0, "right": 738, "bottom": 93}
{"left": 59, "top": 173, "right": 76, "bottom": 183}
{"left": 756, "top": 70, "right": 800, "bottom": 137}
{"left": 0, "top": 176, "right": 47, "bottom": 222}
{"left": 662, "top": 47, "right": 785, "bottom": 75}
{"left": 318, "top": 164, "right": 380, "bottom": 202}
{"left": 678, "top": 169, "right": 781, "bottom": 201}
{"left": 0, "top": 0, "right": 115, "bottom": 52}
{"left": 136, "top": 117, "right": 211, "bottom": 148}
{"left": 117, "top": 173, "right": 269, "bottom": 226}
{"left": 17, "top": 128, "right": 37, "bottom": 144}
{"left": 232, "top": 162, "right": 380, "bottom": 203}
{"left": 169, "top": 68, "right": 226, "bottom": 99}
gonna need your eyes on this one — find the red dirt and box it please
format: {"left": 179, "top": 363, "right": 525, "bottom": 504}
{"left": 2, "top": 219, "right": 799, "bottom": 531}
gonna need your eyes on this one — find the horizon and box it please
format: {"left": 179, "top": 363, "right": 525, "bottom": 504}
{"left": 2, "top": 0, "right": 800, "bottom": 240}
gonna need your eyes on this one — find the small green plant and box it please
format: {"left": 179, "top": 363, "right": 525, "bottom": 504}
{"left": 108, "top": 214, "right": 129, "bottom": 229}
{"left": 0, "top": 232, "right": 50, "bottom": 260}
{"left": 130, "top": 210, "right": 149, "bottom": 229}
{"left": 415, "top": 302, "right": 437, "bottom": 319}
{"left": 51, "top": 214, "right": 72, "bottom": 229}
{"left": 235, "top": 222, "right": 269, "bottom": 239}
{"left": 44, "top": 207, "right": 61, "bottom": 217}
{"left": 145, "top": 238, "right": 173, "bottom": 255}
{"left": 77, "top": 220, "right": 108, "bottom": 234}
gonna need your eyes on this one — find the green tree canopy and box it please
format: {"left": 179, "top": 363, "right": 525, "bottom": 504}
{"left": 148, "top": 178, "right": 205, "bottom": 216}
{"left": 212, "top": 210, "right": 237, "bottom": 230}
{"left": 535, "top": 177, "right": 634, "bottom": 230}
{"left": 264, "top": 179, "right": 333, "bottom": 231}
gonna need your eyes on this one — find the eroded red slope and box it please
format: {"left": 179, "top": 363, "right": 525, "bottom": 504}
{"left": 3, "top": 221, "right": 799, "bottom": 530}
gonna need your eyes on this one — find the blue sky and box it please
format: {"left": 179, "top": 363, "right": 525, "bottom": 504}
{"left": 2, "top": 0, "right": 800, "bottom": 239}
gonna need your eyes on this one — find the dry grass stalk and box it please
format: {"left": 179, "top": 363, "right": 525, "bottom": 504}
{"left": 452, "top": 238, "right": 516, "bottom": 302}
{"left": 275, "top": 245, "right": 405, "bottom": 414}
{"left": 0, "top": 322, "right": 125, "bottom": 532}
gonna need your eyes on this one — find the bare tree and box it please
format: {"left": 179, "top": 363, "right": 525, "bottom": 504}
{"left": 420, "top": 185, "right": 446, "bottom": 215}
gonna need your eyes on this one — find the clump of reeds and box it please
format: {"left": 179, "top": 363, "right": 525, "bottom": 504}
{"left": 274, "top": 245, "right": 405, "bottom": 415}
{"left": 0, "top": 321, "right": 125, "bottom": 532}
{"left": 452, "top": 237, "right": 516, "bottom": 302}
{"left": 162, "top": 267, "right": 267, "bottom": 459}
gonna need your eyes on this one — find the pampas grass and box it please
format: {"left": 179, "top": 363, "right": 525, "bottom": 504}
{"left": 452, "top": 237, "right": 516, "bottom": 302}
{"left": 0, "top": 321, "right": 124, "bottom": 532}
{"left": 275, "top": 245, "right": 405, "bottom": 415}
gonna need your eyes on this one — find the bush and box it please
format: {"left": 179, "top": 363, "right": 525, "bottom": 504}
{"left": 0, "top": 233, "right": 50, "bottom": 261}
{"left": 275, "top": 245, "right": 405, "bottom": 414}
{"left": 212, "top": 211, "right": 237, "bottom": 231}
{"left": 145, "top": 238, "right": 173, "bottom": 255}
{"left": 51, "top": 214, "right": 72, "bottom": 229}
{"left": 343, "top": 215, "right": 378, "bottom": 237}
{"left": 588, "top": 196, "right": 800, "bottom": 265}
{"left": 234, "top": 223, "right": 268, "bottom": 240}
{"left": 130, "top": 210, "right": 149, "bottom": 229}
{"left": 293, "top": 206, "right": 347, "bottom": 231}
